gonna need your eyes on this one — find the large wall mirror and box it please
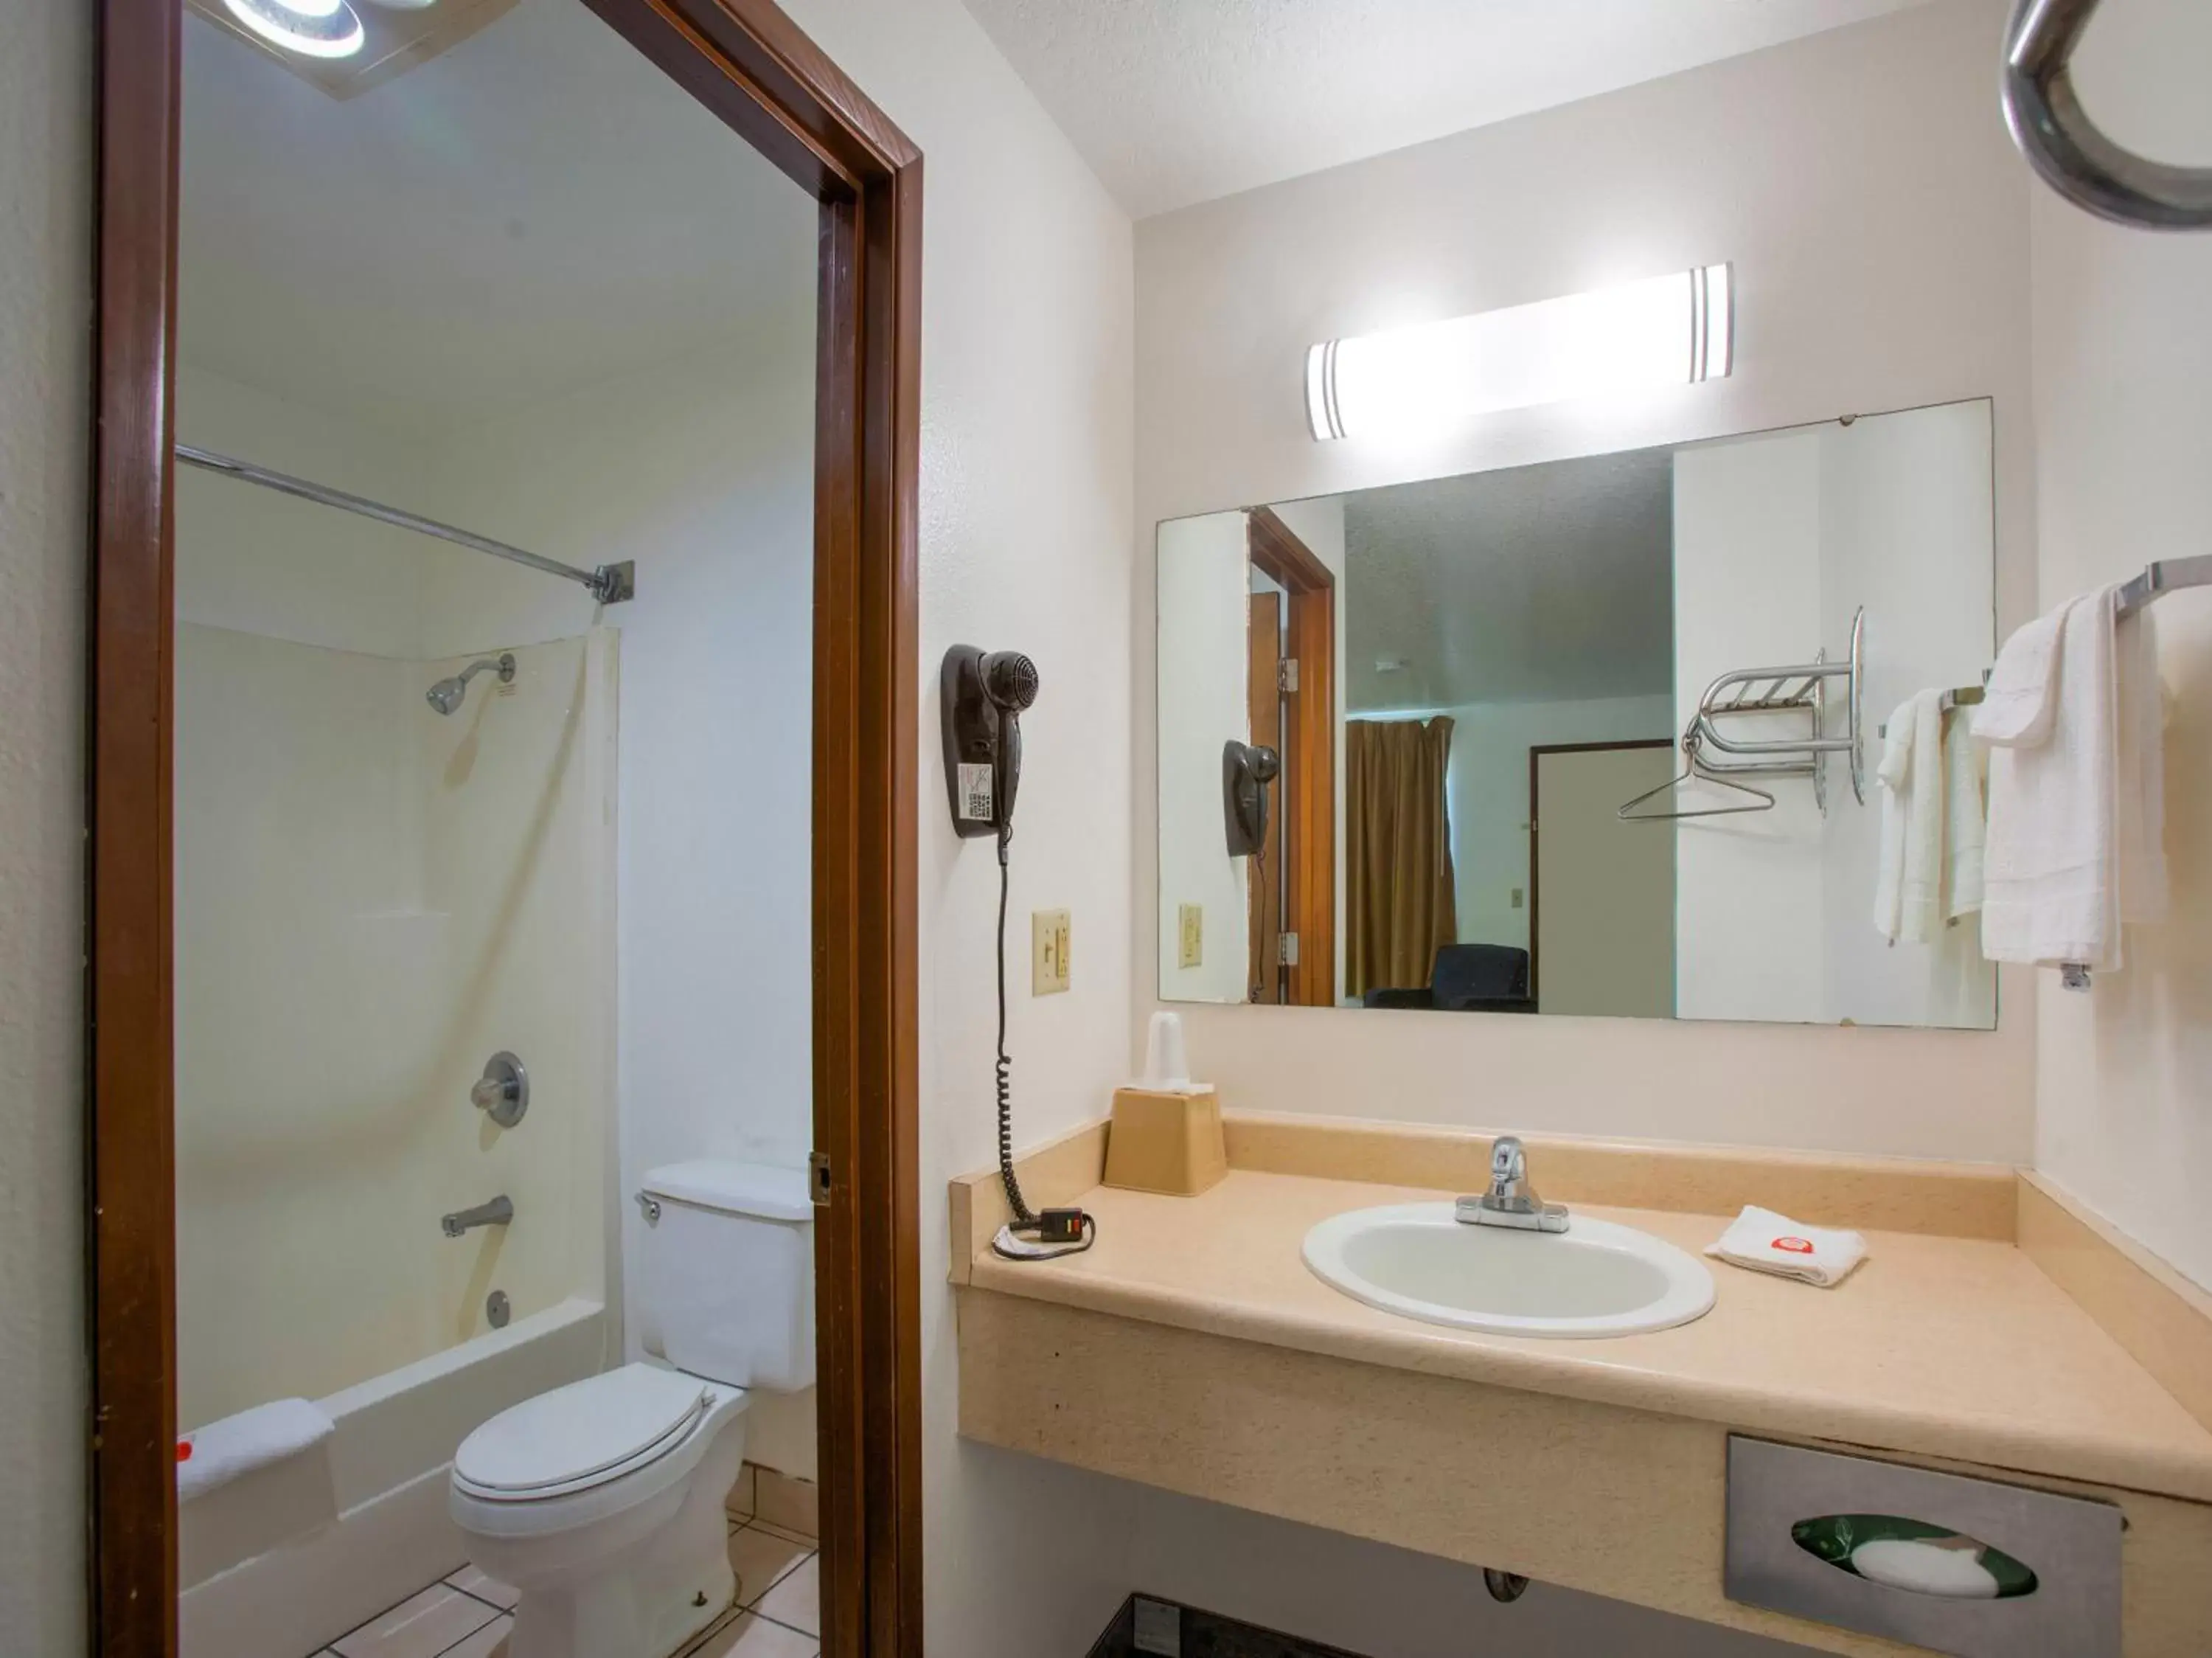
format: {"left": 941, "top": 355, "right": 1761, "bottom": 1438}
{"left": 1157, "top": 398, "right": 1997, "bottom": 1030}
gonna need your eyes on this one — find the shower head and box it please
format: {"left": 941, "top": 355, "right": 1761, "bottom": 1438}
{"left": 427, "top": 652, "right": 515, "bottom": 715}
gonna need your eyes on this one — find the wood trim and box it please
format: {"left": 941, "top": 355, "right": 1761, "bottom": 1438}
{"left": 1245, "top": 591, "right": 1284, "bottom": 1002}
{"left": 1246, "top": 508, "right": 1336, "bottom": 1007}
{"left": 88, "top": 0, "right": 923, "bottom": 1652}
{"left": 91, "top": 0, "right": 183, "bottom": 1650}
{"left": 1526, "top": 738, "right": 1672, "bottom": 1006}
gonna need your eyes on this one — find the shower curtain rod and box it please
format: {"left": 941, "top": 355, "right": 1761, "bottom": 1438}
{"left": 175, "top": 444, "right": 636, "bottom": 605}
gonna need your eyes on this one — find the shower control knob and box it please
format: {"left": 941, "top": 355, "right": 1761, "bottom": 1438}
{"left": 473, "top": 1052, "right": 529, "bottom": 1129}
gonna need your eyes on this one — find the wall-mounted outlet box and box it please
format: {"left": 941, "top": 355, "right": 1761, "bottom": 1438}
{"left": 1178, "top": 903, "right": 1203, "bottom": 968}
{"left": 1032, "top": 909, "right": 1071, "bottom": 995}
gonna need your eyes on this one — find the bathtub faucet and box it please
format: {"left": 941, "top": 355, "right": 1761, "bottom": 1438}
{"left": 442, "top": 1196, "right": 515, "bottom": 1238}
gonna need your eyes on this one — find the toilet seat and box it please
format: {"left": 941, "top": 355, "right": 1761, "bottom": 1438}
{"left": 454, "top": 1364, "right": 714, "bottom": 1504}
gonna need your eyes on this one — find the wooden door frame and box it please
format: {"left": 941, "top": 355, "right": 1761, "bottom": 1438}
{"left": 88, "top": 0, "right": 923, "bottom": 1652}
{"left": 1526, "top": 738, "right": 1672, "bottom": 1006}
{"left": 1245, "top": 507, "right": 1336, "bottom": 1007}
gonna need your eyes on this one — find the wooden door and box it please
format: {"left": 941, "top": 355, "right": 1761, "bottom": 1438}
{"left": 1247, "top": 591, "right": 1284, "bottom": 1002}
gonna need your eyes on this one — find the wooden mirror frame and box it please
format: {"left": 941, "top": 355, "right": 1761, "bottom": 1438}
{"left": 88, "top": 0, "right": 923, "bottom": 1650}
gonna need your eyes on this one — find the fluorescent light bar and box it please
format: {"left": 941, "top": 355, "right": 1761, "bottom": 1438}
{"left": 1306, "top": 263, "right": 1733, "bottom": 442}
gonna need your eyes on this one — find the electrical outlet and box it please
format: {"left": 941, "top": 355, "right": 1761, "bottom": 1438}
{"left": 1032, "top": 908, "right": 1071, "bottom": 995}
{"left": 1178, "top": 903, "right": 1203, "bottom": 968}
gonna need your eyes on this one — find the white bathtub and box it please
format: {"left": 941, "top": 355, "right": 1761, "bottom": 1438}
{"left": 181, "top": 1297, "right": 606, "bottom": 1658}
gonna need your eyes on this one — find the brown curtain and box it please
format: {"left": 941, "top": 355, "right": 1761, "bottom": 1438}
{"left": 1346, "top": 717, "right": 1458, "bottom": 999}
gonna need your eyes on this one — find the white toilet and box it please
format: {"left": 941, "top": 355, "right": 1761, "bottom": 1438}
{"left": 450, "top": 1160, "right": 815, "bottom": 1658}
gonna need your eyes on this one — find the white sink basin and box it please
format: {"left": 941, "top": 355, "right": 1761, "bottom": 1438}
{"left": 1303, "top": 1203, "right": 1716, "bottom": 1339}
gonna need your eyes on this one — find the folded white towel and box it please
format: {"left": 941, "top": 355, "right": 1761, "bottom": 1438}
{"left": 1705, "top": 1206, "right": 1868, "bottom": 1288}
{"left": 177, "top": 1398, "right": 333, "bottom": 1504}
{"left": 1941, "top": 704, "right": 1986, "bottom": 921}
{"left": 1977, "top": 587, "right": 2168, "bottom": 969}
{"left": 1871, "top": 701, "right": 1914, "bottom": 942}
{"left": 1972, "top": 607, "right": 2063, "bottom": 747}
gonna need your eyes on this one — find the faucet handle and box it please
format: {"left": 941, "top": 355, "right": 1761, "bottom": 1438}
{"left": 1489, "top": 1135, "right": 1526, "bottom": 1188}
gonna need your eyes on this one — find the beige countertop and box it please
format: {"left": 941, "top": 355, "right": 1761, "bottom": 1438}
{"left": 964, "top": 1167, "right": 2212, "bottom": 1505}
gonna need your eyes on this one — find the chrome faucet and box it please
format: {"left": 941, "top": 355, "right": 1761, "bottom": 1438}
{"left": 1455, "top": 1136, "right": 1569, "bottom": 1233}
{"left": 442, "top": 1196, "right": 514, "bottom": 1238}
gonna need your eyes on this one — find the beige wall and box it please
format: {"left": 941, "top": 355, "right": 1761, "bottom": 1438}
{"left": 0, "top": 0, "right": 89, "bottom": 1644}
{"left": 2027, "top": 0, "right": 2212, "bottom": 1291}
{"left": 1135, "top": 0, "right": 2038, "bottom": 1163}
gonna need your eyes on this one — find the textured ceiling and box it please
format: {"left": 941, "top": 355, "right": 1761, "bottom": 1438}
{"left": 1335, "top": 446, "right": 1674, "bottom": 712}
{"left": 179, "top": 0, "right": 815, "bottom": 433}
{"left": 961, "top": 0, "right": 1930, "bottom": 217}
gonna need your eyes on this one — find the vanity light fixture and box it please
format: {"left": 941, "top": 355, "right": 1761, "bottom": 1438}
{"left": 223, "top": 0, "right": 368, "bottom": 58}
{"left": 1306, "top": 263, "right": 1733, "bottom": 442}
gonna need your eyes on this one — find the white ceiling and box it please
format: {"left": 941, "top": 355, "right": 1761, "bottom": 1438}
{"left": 961, "top": 0, "right": 1931, "bottom": 218}
{"left": 1335, "top": 446, "right": 1674, "bottom": 712}
{"left": 179, "top": 0, "right": 816, "bottom": 433}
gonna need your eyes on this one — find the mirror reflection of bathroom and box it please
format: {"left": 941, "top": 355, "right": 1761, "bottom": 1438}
{"left": 173, "top": 1, "right": 823, "bottom": 1651}
{"left": 1157, "top": 400, "right": 1999, "bottom": 1030}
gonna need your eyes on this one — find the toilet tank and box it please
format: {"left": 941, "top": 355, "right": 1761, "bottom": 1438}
{"left": 637, "top": 1159, "right": 815, "bottom": 1392}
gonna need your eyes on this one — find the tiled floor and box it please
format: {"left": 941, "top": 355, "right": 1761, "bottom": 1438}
{"left": 309, "top": 1514, "right": 819, "bottom": 1658}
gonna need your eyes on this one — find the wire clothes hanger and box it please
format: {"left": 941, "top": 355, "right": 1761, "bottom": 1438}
{"left": 1619, "top": 608, "right": 1867, "bottom": 823}
{"left": 1618, "top": 726, "right": 1783, "bottom": 822}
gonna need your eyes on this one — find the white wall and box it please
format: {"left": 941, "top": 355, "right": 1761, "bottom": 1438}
{"left": 1156, "top": 510, "right": 1254, "bottom": 1002}
{"left": 0, "top": 0, "right": 89, "bottom": 1642}
{"left": 2028, "top": 0, "right": 2212, "bottom": 1291}
{"left": 1136, "top": 0, "right": 2037, "bottom": 1164}
{"left": 1437, "top": 695, "right": 1674, "bottom": 952}
{"left": 421, "top": 319, "right": 825, "bottom": 1474}
{"left": 773, "top": 1, "right": 1143, "bottom": 1648}
{"left": 1673, "top": 430, "right": 1828, "bottom": 1021}
{"left": 1816, "top": 401, "right": 1997, "bottom": 1030}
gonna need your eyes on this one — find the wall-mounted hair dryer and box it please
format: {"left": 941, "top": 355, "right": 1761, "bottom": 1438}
{"left": 1222, "top": 740, "right": 1281, "bottom": 857}
{"left": 940, "top": 644, "right": 1091, "bottom": 1262}
{"left": 942, "top": 645, "right": 1039, "bottom": 858}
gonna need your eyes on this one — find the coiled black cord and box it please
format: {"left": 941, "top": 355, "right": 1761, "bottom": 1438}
{"left": 994, "top": 840, "right": 1035, "bottom": 1227}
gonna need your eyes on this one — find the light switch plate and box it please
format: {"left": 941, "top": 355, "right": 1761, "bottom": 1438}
{"left": 1178, "top": 903, "right": 1203, "bottom": 968}
{"left": 1032, "top": 909, "right": 1071, "bottom": 995}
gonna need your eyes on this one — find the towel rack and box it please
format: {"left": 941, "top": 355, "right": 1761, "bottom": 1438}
{"left": 1877, "top": 682, "right": 1985, "bottom": 738}
{"left": 1620, "top": 608, "right": 1865, "bottom": 822}
{"left": 2115, "top": 552, "right": 2212, "bottom": 618}
{"left": 2002, "top": 0, "right": 2212, "bottom": 231}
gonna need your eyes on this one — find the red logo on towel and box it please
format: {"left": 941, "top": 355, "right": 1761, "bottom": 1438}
{"left": 177, "top": 1441, "right": 193, "bottom": 1463}
{"left": 1770, "top": 1236, "right": 1815, "bottom": 1255}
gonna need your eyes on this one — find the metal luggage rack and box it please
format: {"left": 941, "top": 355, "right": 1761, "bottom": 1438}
{"left": 1621, "top": 608, "right": 1864, "bottom": 822}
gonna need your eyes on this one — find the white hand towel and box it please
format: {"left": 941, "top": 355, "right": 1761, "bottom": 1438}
{"left": 177, "top": 1397, "right": 333, "bottom": 1504}
{"left": 1872, "top": 692, "right": 1944, "bottom": 943}
{"left": 1978, "top": 587, "right": 2167, "bottom": 969}
{"left": 1705, "top": 1206, "right": 1868, "bottom": 1288}
{"left": 1871, "top": 700, "right": 1915, "bottom": 942}
{"left": 1941, "top": 705, "right": 1986, "bottom": 920}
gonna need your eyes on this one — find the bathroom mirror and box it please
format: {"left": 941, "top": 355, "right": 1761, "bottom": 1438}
{"left": 1156, "top": 398, "right": 1998, "bottom": 1030}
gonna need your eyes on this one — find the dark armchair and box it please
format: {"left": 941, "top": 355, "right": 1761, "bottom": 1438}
{"left": 1361, "top": 943, "right": 1537, "bottom": 1014}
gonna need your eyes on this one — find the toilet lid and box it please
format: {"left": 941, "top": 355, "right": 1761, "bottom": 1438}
{"left": 454, "top": 1364, "right": 709, "bottom": 1496}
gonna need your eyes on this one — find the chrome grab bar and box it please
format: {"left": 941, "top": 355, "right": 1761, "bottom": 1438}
{"left": 2002, "top": 0, "right": 2212, "bottom": 231}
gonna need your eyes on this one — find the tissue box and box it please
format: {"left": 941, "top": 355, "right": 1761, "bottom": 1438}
{"left": 1103, "top": 1086, "right": 1227, "bottom": 1196}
